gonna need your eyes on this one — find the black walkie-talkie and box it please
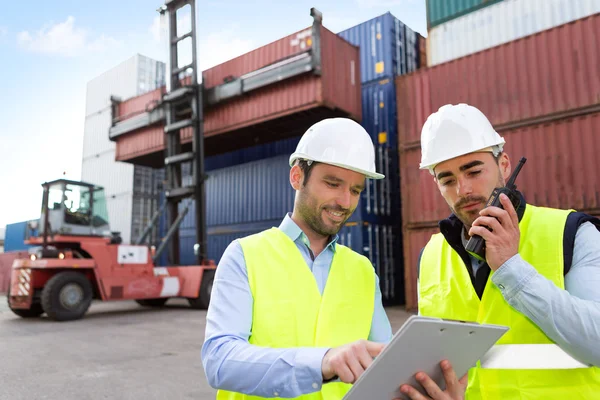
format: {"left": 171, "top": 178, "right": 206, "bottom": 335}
{"left": 465, "top": 157, "right": 527, "bottom": 261}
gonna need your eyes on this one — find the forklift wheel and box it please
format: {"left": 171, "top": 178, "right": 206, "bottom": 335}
{"left": 6, "top": 286, "right": 44, "bottom": 318}
{"left": 188, "top": 269, "right": 215, "bottom": 310}
{"left": 135, "top": 298, "right": 168, "bottom": 307}
{"left": 41, "top": 271, "right": 93, "bottom": 321}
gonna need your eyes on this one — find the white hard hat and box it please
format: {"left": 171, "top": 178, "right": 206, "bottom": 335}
{"left": 419, "top": 103, "right": 505, "bottom": 175}
{"left": 289, "top": 118, "right": 384, "bottom": 179}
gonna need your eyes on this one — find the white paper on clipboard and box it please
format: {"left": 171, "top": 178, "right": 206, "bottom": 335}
{"left": 343, "top": 315, "right": 509, "bottom": 400}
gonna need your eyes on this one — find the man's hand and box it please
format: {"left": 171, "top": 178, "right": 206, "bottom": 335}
{"left": 321, "top": 339, "right": 385, "bottom": 383}
{"left": 395, "top": 360, "right": 468, "bottom": 400}
{"left": 469, "top": 193, "right": 520, "bottom": 271}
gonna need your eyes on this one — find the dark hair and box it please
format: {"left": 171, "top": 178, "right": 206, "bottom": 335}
{"left": 296, "top": 159, "right": 318, "bottom": 186}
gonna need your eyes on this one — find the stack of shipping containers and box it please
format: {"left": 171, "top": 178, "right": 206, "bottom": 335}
{"left": 82, "top": 54, "right": 166, "bottom": 244}
{"left": 151, "top": 13, "right": 424, "bottom": 305}
{"left": 399, "top": 1, "right": 600, "bottom": 311}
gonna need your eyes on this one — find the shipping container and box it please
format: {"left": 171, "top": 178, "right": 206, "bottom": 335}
{"left": 397, "top": 14, "right": 600, "bottom": 147}
{"left": 426, "top": 0, "right": 504, "bottom": 29}
{"left": 112, "top": 25, "right": 362, "bottom": 167}
{"left": 338, "top": 12, "right": 422, "bottom": 84}
{"left": 362, "top": 79, "right": 399, "bottom": 150}
{"left": 399, "top": 111, "right": 600, "bottom": 226}
{"left": 0, "top": 251, "right": 28, "bottom": 294}
{"left": 427, "top": 0, "right": 600, "bottom": 66}
{"left": 3, "top": 221, "right": 36, "bottom": 252}
{"left": 85, "top": 54, "right": 165, "bottom": 117}
{"left": 81, "top": 152, "right": 135, "bottom": 197}
{"left": 175, "top": 150, "right": 397, "bottom": 231}
{"left": 401, "top": 227, "right": 440, "bottom": 311}
{"left": 175, "top": 220, "right": 404, "bottom": 304}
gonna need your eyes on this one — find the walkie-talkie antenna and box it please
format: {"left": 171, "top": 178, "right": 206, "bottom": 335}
{"left": 506, "top": 157, "right": 527, "bottom": 189}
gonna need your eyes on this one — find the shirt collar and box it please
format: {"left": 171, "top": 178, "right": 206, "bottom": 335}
{"left": 279, "top": 213, "right": 339, "bottom": 252}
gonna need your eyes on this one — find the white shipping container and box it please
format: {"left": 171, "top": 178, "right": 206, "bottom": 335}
{"left": 105, "top": 193, "right": 134, "bottom": 244}
{"left": 82, "top": 109, "right": 114, "bottom": 158}
{"left": 427, "top": 0, "right": 600, "bottom": 66}
{"left": 82, "top": 54, "right": 166, "bottom": 244}
{"left": 81, "top": 152, "right": 134, "bottom": 197}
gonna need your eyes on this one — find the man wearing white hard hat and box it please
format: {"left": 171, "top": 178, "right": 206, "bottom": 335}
{"left": 201, "top": 117, "right": 463, "bottom": 400}
{"left": 415, "top": 104, "right": 600, "bottom": 399}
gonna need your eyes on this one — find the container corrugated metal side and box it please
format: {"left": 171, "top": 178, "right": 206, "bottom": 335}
{"left": 177, "top": 150, "right": 394, "bottom": 231}
{"left": 397, "top": 14, "right": 600, "bottom": 147}
{"left": 81, "top": 151, "right": 135, "bottom": 197}
{"left": 427, "top": 0, "right": 600, "bottom": 66}
{"left": 85, "top": 55, "right": 140, "bottom": 117}
{"left": 3, "top": 221, "right": 35, "bottom": 252}
{"left": 401, "top": 227, "right": 440, "bottom": 311}
{"left": 82, "top": 110, "right": 116, "bottom": 159}
{"left": 114, "top": 25, "right": 361, "bottom": 165}
{"left": 362, "top": 79, "right": 398, "bottom": 150}
{"left": 399, "top": 111, "right": 600, "bottom": 227}
{"left": 105, "top": 193, "right": 134, "bottom": 244}
{"left": 338, "top": 12, "right": 415, "bottom": 84}
{"left": 426, "top": 0, "right": 504, "bottom": 29}
{"left": 130, "top": 167, "right": 165, "bottom": 244}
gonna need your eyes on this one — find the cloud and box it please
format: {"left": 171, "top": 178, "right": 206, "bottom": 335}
{"left": 147, "top": 14, "right": 255, "bottom": 76}
{"left": 197, "top": 30, "right": 255, "bottom": 71}
{"left": 0, "top": 26, "right": 7, "bottom": 37}
{"left": 17, "top": 16, "right": 122, "bottom": 56}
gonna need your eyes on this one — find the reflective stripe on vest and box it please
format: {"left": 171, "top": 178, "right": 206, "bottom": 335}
{"left": 481, "top": 344, "right": 590, "bottom": 370}
{"left": 419, "top": 204, "right": 600, "bottom": 399}
{"left": 216, "top": 227, "right": 376, "bottom": 400}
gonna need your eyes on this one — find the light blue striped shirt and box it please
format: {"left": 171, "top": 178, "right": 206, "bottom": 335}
{"left": 201, "top": 213, "right": 392, "bottom": 398}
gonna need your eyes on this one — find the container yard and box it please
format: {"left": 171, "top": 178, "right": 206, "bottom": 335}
{"left": 3, "top": 0, "right": 600, "bottom": 398}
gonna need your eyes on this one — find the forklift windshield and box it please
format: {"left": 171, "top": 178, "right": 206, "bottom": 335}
{"left": 41, "top": 179, "right": 110, "bottom": 236}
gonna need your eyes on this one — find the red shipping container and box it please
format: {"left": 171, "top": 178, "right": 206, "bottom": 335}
{"left": 396, "top": 14, "right": 600, "bottom": 148}
{"left": 400, "top": 111, "right": 600, "bottom": 227}
{"left": 401, "top": 227, "right": 440, "bottom": 311}
{"left": 112, "top": 25, "right": 361, "bottom": 167}
{"left": 0, "top": 251, "right": 26, "bottom": 294}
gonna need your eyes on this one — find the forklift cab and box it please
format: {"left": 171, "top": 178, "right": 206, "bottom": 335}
{"left": 39, "top": 179, "right": 111, "bottom": 237}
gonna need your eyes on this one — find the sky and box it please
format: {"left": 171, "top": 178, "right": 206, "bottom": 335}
{"left": 0, "top": 0, "right": 427, "bottom": 229}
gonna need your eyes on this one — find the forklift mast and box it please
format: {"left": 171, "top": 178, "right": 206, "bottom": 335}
{"left": 153, "top": 0, "right": 207, "bottom": 265}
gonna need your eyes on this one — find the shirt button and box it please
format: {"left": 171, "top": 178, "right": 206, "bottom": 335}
{"left": 498, "top": 284, "right": 505, "bottom": 290}
{"left": 312, "top": 383, "right": 318, "bottom": 389}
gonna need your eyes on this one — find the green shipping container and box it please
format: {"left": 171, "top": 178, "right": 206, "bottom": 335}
{"left": 426, "top": 0, "right": 504, "bottom": 29}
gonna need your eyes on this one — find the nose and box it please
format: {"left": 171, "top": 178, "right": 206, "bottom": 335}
{"left": 456, "top": 176, "right": 473, "bottom": 197}
{"left": 337, "top": 189, "right": 352, "bottom": 210}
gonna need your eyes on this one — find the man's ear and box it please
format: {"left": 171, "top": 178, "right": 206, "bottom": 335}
{"left": 290, "top": 165, "right": 303, "bottom": 190}
{"left": 499, "top": 152, "right": 511, "bottom": 181}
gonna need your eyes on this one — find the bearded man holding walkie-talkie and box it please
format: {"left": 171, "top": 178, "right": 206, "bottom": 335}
{"left": 407, "top": 103, "right": 600, "bottom": 400}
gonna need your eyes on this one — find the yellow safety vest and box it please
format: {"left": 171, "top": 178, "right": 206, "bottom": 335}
{"left": 216, "top": 227, "right": 376, "bottom": 400}
{"left": 419, "top": 204, "right": 600, "bottom": 399}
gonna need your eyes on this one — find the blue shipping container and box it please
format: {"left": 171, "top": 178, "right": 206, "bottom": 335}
{"left": 204, "top": 136, "right": 301, "bottom": 172}
{"left": 361, "top": 78, "right": 398, "bottom": 150}
{"left": 338, "top": 12, "right": 420, "bottom": 84}
{"left": 177, "top": 152, "right": 398, "bottom": 230}
{"left": 338, "top": 221, "right": 403, "bottom": 303}
{"left": 4, "top": 221, "right": 37, "bottom": 252}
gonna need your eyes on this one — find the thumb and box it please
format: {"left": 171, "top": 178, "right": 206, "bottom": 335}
{"left": 459, "top": 373, "right": 469, "bottom": 386}
{"left": 365, "top": 341, "right": 385, "bottom": 357}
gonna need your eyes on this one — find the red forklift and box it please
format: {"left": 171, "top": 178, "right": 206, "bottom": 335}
{"left": 8, "top": 0, "right": 218, "bottom": 321}
{"left": 7, "top": 179, "right": 216, "bottom": 321}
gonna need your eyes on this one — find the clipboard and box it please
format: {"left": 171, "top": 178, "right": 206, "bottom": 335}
{"left": 343, "top": 315, "right": 509, "bottom": 400}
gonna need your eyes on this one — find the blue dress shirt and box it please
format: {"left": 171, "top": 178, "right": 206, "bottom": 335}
{"left": 202, "top": 213, "right": 393, "bottom": 398}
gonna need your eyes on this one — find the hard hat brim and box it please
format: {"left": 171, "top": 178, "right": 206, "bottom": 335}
{"left": 289, "top": 154, "right": 385, "bottom": 180}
